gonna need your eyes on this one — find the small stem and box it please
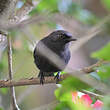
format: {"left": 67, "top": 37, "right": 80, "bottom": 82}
{"left": 82, "top": 60, "right": 109, "bottom": 73}
{"left": 0, "top": 75, "right": 69, "bottom": 88}
{"left": 81, "top": 90, "right": 104, "bottom": 99}
{"left": 7, "top": 35, "right": 20, "bottom": 110}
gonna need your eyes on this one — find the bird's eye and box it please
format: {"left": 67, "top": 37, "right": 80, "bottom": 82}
{"left": 58, "top": 34, "right": 62, "bottom": 39}
{"left": 58, "top": 34, "right": 65, "bottom": 39}
{"left": 51, "top": 34, "right": 65, "bottom": 42}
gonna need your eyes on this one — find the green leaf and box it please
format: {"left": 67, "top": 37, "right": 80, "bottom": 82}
{"left": 54, "top": 102, "right": 71, "bottom": 110}
{"left": 96, "top": 65, "right": 110, "bottom": 79}
{"left": 0, "top": 108, "right": 3, "bottom": 110}
{"left": 55, "top": 77, "right": 90, "bottom": 101}
{"left": 101, "top": 0, "right": 110, "bottom": 11}
{"left": 30, "top": 0, "right": 59, "bottom": 15}
{"left": 67, "top": 2, "right": 81, "bottom": 15}
{"left": 91, "top": 42, "right": 110, "bottom": 60}
{"left": 75, "top": 10, "right": 98, "bottom": 25}
{"left": 67, "top": 3, "right": 98, "bottom": 25}
{"left": 0, "top": 88, "right": 8, "bottom": 95}
{"left": 54, "top": 71, "right": 66, "bottom": 76}
{"left": 103, "top": 95, "right": 110, "bottom": 110}
{"left": 61, "top": 77, "right": 89, "bottom": 90}
{"left": 55, "top": 90, "right": 72, "bottom": 102}
{"left": 55, "top": 76, "right": 91, "bottom": 110}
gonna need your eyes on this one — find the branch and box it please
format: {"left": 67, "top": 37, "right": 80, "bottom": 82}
{"left": 82, "top": 60, "right": 109, "bottom": 73}
{"left": 81, "top": 90, "right": 104, "bottom": 99}
{"left": 0, "top": 74, "right": 69, "bottom": 88}
{"left": 0, "top": 60, "right": 109, "bottom": 87}
{"left": 10, "top": 0, "right": 34, "bottom": 23}
{"left": 7, "top": 35, "right": 20, "bottom": 110}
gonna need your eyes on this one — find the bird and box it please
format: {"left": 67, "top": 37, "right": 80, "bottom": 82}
{"left": 33, "top": 30, "right": 77, "bottom": 84}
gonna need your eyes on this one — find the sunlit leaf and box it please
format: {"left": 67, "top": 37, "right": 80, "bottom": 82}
{"left": 67, "top": 3, "right": 98, "bottom": 25}
{"left": 91, "top": 42, "right": 110, "bottom": 60}
{"left": 30, "top": 0, "right": 59, "bottom": 15}
{"left": 97, "top": 65, "right": 110, "bottom": 79}
{"left": 0, "top": 108, "right": 3, "bottom": 110}
{"left": 54, "top": 71, "right": 66, "bottom": 76}
{"left": 55, "top": 77, "right": 90, "bottom": 101}
{"left": 54, "top": 102, "right": 71, "bottom": 110}
{"left": 103, "top": 95, "right": 110, "bottom": 110}
{"left": 101, "top": 0, "right": 110, "bottom": 10}
{"left": 0, "top": 88, "right": 8, "bottom": 95}
{"left": 55, "top": 90, "right": 72, "bottom": 102}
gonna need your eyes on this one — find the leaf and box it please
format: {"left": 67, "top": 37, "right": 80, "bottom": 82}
{"left": 54, "top": 102, "right": 71, "bottom": 110}
{"left": 97, "top": 65, "right": 110, "bottom": 80}
{"left": 101, "top": 0, "right": 110, "bottom": 11}
{"left": 103, "top": 95, "right": 110, "bottom": 110}
{"left": 61, "top": 77, "right": 90, "bottom": 90}
{"left": 0, "top": 108, "right": 3, "bottom": 110}
{"left": 54, "top": 71, "right": 66, "bottom": 76}
{"left": 54, "top": 98, "right": 92, "bottom": 110}
{"left": 91, "top": 42, "right": 110, "bottom": 60}
{"left": 55, "top": 76, "right": 92, "bottom": 110}
{"left": 67, "top": 2, "right": 98, "bottom": 25}
{"left": 55, "top": 77, "right": 90, "bottom": 101}
{"left": 0, "top": 88, "right": 8, "bottom": 95}
{"left": 30, "top": 0, "right": 59, "bottom": 15}
{"left": 55, "top": 90, "right": 72, "bottom": 102}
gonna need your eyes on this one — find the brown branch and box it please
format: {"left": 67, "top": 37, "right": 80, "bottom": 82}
{"left": 0, "top": 60, "right": 109, "bottom": 88}
{"left": 0, "top": 75, "right": 105, "bottom": 99}
{"left": 7, "top": 35, "right": 20, "bottom": 110}
{"left": 11, "top": 0, "right": 34, "bottom": 23}
{"left": 0, "top": 59, "right": 108, "bottom": 98}
{"left": 0, "top": 74, "right": 69, "bottom": 88}
{"left": 82, "top": 60, "right": 109, "bottom": 73}
{"left": 81, "top": 90, "right": 104, "bottom": 99}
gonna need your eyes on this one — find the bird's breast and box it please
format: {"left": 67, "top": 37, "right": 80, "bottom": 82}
{"left": 34, "top": 42, "right": 71, "bottom": 72}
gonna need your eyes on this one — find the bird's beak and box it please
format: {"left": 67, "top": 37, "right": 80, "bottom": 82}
{"left": 66, "top": 32, "right": 77, "bottom": 42}
{"left": 68, "top": 37, "right": 77, "bottom": 42}
{"left": 70, "top": 38, "right": 77, "bottom": 41}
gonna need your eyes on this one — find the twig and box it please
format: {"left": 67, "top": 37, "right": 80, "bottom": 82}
{"left": 7, "top": 35, "right": 20, "bottom": 110}
{"left": 0, "top": 75, "right": 105, "bottom": 100}
{"left": 0, "top": 74, "right": 69, "bottom": 88}
{"left": 0, "top": 60, "right": 109, "bottom": 88}
{"left": 81, "top": 60, "right": 109, "bottom": 73}
{"left": 81, "top": 90, "right": 104, "bottom": 99}
{"left": 10, "top": 0, "right": 34, "bottom": 23}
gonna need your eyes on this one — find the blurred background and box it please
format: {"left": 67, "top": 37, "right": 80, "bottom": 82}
{"left": 0, "top": 0, "right": 110, "bottom": 110}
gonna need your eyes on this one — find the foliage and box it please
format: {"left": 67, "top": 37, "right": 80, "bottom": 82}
{"left": 92, "top": 42, "right": 110, "bottom": 60}
{"left": 66, "top": 2, "right": 99, "bottom": 25}
{"left": 91, "top": 42, "right": 110, "bottom": 86}
{"left": 55, "top": 91, "right": 103, "bottom": 110}
{"left": 101, "top": 0, "right": 110, "bottom": 11}
{"left": 54, "top": 40, "right": 110, "bottom": 109}
{"left": 30, "top": 0, "right": 99, "bottom": 25}
{"left": 0, "top": 88, "right": 8, "bottom": 95}
{"left": 103, "top": 96, "right": 110, "bottom": 110}
{"left": 0, "top": 0, "right": 110, "bottom": 110}
{"left": 0, "top": 108, "right": 3, "bottom": 110}
{"left": 30, "top": 0, "right": 59, "bottom": 15}
{"left": 54, "top": 77, "right": 90, "bottom": 109}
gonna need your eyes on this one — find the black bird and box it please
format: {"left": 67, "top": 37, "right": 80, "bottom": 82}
{"left": 33, "top": 30, "right": 77, "bottom": 84}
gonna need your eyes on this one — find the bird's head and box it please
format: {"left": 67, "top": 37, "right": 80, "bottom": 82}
{"left": 49, "top": 30, "right": 77, "bottom": 44}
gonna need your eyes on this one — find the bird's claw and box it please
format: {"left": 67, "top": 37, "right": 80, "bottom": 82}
{"left": 39, "top": 73, "right": 45, "bottom": 85}
{"left": 54, "top": 72, "right": 60, "bottom": 84}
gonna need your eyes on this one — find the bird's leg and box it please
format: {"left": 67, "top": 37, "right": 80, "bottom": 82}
{"left": 54, "top": 71, "right": 61, "bottom": 83}
{"left": 38, "top": 71, "right": 45, "bottom": 85}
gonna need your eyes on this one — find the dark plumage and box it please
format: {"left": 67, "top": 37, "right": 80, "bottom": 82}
{"left": 33, "top": 30, "right": 77, "bottom": 84}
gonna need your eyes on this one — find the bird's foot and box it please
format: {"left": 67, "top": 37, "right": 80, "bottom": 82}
{"left": 54, "top": 72, "right": 60, "bottom": 84}
{"left": 38, "top": 72, "right": 45, "bottom": 85}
